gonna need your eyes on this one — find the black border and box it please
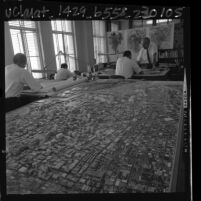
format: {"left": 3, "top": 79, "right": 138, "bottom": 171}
{"left": 0, "top": 1, "right": 191, "bottom": 201}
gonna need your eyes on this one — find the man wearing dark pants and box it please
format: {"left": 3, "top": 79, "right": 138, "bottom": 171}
{"left": 5, "top": 53, "right": 43, "bottom": 112}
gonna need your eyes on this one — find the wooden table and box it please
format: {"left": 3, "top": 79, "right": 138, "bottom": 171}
{"left": 99, "top": 67, "right": 170, "bottom": 80}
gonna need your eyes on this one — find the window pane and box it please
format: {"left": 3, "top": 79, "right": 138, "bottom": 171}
{"left": 93, "top": 38, "right": 98, "bottom": 57}
{"left": 99, "top": 21, "right": 106, "bottom": 36}
{"left": 9, "top": 20, "right": 43, "bottom": 76}
{"left": 51, "top": 20, "right": 62, "bottom": 31}
{"left": 53, "top": 34, "right": 65, "bottom": 52}
{"left": 56, "top": 57, "right": 60, "bottom": 70}
{"left": 58, "top": 34, "right": 64, "bottom": 52}
{"left": 32, "top": 72, "right": 42, "bottom": 79}
{"left": 29, "top": 57, "right": 42, "bottom": 78}
{"left": 69, "top": 57, "right": 76, "bottom": 72}
{"left": 51, "top": 21, "right": 56, "bottom": 30}
{"left": 63, "top": 20, "right": 72, "bottom": 32}
{"left": 56, "top": 21, "right": 62, "bottom": 31}
{"left": 146, "top": 20, "right": 153, "bottom": 24}
{"left": 100, "top": 38, "right": 106, "bottom": 53}
{"left": 60, "top": 55, "right": 65, "bottom": 65}
{"left": 156, "top": 19, "right": 172, "bottom": 24}
{"left": 52, "top": 20, "right": 76, "bottom": 70}
{"left": 92, "top": 21, "right": 107, "bottom": 63}
{"left": 10, "top": 29, "right": 24, "bottom": 54}
{"left": 52, "top": 20, "right": 72, "bottom": 32}
{"left": 53, "top": 34, "right": 60, "bottom": 55}
{"left": 111, "top": 22, "right": 118, "bottom": 32}
{"left": 93, "top": 37, "right": 107, "bottom": 63}
{"left": 92, "top": 21, "right": 105, "bottom": 37}
{"left": 53, "top": 33, "right": 64, "bottom": 53}
{"left": 132, "top": 20, "right": 143, "bottom": 27}
{"left": 53, "top": 34, "right": 64, "bottom": 70}
{"left": 92, "top": 21, "right": 98, "bottom": 35}
{"left": 64, "top": 35, "right": 74, "bottom": 55}
{"left": 22, "top": 21, "right": 36, "bottom": 28}
{"left": 8, "top": 20, "right": 20, "bottom": 27}
{"left": 9, "top": 20, "right": 36, "bottom": 28}
{"left": 24, "top": 31, "right": 39, "bottom": 56}
{"left": 29, "top": 57, "right": 41, "bottom": 70}
{"left": 56, "top": 55, "right": 65, "bottom": 70}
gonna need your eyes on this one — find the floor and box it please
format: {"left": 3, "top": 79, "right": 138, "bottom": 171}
{"left": 6, "top": 80, "right": 183, "bottom": 194}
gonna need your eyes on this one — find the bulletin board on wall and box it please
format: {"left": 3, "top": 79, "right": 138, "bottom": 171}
{"left": 107, "top": 21, "right": 183, "bottom": 62}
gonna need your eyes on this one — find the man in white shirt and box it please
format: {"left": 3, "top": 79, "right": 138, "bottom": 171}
{"left": 5, "top": 53, "right": 42, "bottom": 112}
{"left": 137, "top": 37, "right": 158, "bottom": 69}
{"left": 115, "top": 50, "right": 143, "bottom": 79}
{"left": 55, "top": 63, "right": 74, "bottom": 81}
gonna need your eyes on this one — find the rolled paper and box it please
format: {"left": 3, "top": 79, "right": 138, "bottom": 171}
{"left": 51, "top": 77, "right": 88, "bottom": 92}
{"left": 39, "top": 80, "right": 68, "bottom": 92}
{"left": 23, "top": 78, "right": 88, "bottom": 97}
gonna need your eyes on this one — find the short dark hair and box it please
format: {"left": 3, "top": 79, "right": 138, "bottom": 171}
{"left": 123, "top": 50, "right": 132, "bottom": 58}
{"left": 143, "top": 37, "right": 150, "bottom": 43}
{"left": 61, "top": 63, "right": 68, "bottom": 69}
{"left": 13, "top": 53, "right": 27, "bottom": 66}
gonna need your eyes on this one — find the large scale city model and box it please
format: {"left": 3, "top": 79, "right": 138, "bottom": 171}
{"left": 6, "top": 79, "right": 183, "bottom": 194}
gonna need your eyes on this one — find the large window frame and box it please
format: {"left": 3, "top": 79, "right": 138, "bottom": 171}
{"left": 8, "top": 20, "right": 44, "bottom": 79}
{"left": 51, "top": 20, "right": 77, "bottom": 72}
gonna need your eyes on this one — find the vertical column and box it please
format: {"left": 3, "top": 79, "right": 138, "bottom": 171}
{"left": 120, "top": 20, "right": 129, "bottom": 30}
{"left": 74, "top": 21, "right": 95, "bottom": 72}
{"left": 4, "top": 22, "right": 14, "bottom": 66}
{"left": 39, "top": 21, "right": 57, "bottom": 77}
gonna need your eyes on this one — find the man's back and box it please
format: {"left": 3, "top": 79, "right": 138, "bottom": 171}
{"left": 6, "top": 64, "right": 27, "bottom": 98}
{"left": 5, "top": 64, "right": 41, "bottom": 98}
{"left": 55, "top": 68, "right": 73, "bottom": 80}
{"left": 115, "top": 57, "right": 142, "bottom": 78}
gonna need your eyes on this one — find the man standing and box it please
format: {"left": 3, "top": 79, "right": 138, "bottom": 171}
{"left": 115, "top": 50, "right": 143, "bottom": 79}
{"left": 137, "top": 37, "right": 158, "bottom": 69}
{"left": 5, "top": 53, "right": 42, "bottom": 112}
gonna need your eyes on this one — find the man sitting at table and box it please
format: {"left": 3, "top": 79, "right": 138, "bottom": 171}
{"left": 5, "top": 53, "right": 43, "bottom": 112}
{"left": 115, "top": 50, "right": 143, "bottom": 79}
{"left": 55, "top": 63, "right": 74, "bottom": 81}
{"left": 137, "top": 37, "right": 158, "bottom": 69}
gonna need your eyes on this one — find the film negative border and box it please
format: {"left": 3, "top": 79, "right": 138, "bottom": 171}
{"left": 2, "top": 1, "right": 185, "bottom": 20}
{"left": 0, "top": 1, "right": 191, "bottom": 201}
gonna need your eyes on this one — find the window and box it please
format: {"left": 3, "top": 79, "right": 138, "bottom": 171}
{"left": 111, "top": 21, "right": 119, "bottom": 31}
{"left": 51, "top": 20, "right": 77, "bottom": 71}
{"left": 156, "top": 19, "right": 172, "bottom": 24}
{"left": 132, "top": 20, "right": 143, "bottom": 27}
{"left": 131, "top": 20, "right": 153, "bottom": 27}
{"left": 146, "top": 20, "right": 153, "bottom": 25}
{"left": 92, "top": 21, "right": 107, "bottom": 63}
{"left": 8, "top": 20, "right": 43, "bottom": 78}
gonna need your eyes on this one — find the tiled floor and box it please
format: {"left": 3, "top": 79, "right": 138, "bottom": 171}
{"left": 6, "top": 80, "right": 183, "bottom": 194}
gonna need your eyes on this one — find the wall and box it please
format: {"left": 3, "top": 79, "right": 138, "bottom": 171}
{"left": 120, "top": 20, "right": 129, "bottom": 30}
{"left": 4, "top": 22, "right": 14, "bottom": 66}
{"left": 74, "top": 21, "right": 95, "bottom": 72}
{"left": 39, "top": 21, "right": 57, "bottom": 77}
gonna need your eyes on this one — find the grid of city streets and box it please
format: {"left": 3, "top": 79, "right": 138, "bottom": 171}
{"left": 6, "top": 80, "right": 183, "bottom": 194}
